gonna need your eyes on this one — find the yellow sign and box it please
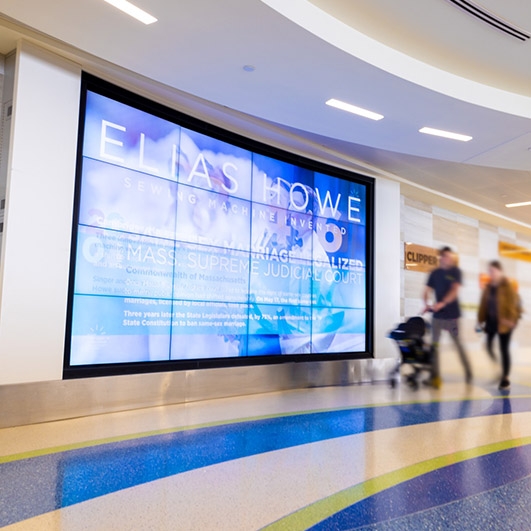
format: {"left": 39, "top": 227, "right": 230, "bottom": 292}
{"left": 499, "top": 241, "right": 531, "bottom": 263}
{"left": 404, "top": 243, "right": 439, "bottom": 273}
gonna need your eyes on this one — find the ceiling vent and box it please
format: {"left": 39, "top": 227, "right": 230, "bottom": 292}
{"left": 447, "top": 0, "right": 531, "bottom": 41}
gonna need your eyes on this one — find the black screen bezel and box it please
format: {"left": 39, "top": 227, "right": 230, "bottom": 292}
{"left": 63, "top": 73, "right": 374, "bottom": 379}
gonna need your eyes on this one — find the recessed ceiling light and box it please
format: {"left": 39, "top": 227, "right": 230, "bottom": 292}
{"left": 505, "top": 201, "right": 531, "bottom": 208}
{"left": 419, "top": 127, "right": 472, "bottom": 142}
{"left": 243, "top": 65, "right": 256, "bottom": 72}
{"left": 103, "top": 0, "right": 157, "bottom": 25}
{"left": 325, "top": 98, "right": 384, "bottom": 121}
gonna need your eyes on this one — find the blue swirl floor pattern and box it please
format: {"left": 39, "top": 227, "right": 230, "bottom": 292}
{"left": 355, "top": 474, "right": 531, "bottom": 531}
{"left": 310, "top": 443, "right": 531, "bottom": 530}
{"left": 0, "top": 396, "right": 524, "bottom": 527}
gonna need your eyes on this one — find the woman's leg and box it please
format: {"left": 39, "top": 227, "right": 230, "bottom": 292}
{"left": 486, "top": 329, "right": 497, "bottom": 361}
{"left": 498, "top": 331, "right": 512, "bottom": 382}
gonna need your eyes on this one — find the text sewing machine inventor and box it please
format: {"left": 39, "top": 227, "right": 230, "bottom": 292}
{"left": 423, "top": 246, "right": 473, "bottom": 389}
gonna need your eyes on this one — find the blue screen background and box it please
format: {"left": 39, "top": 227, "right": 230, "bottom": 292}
{"left": 69, "top": 91, "right": 368, "bottom": 365}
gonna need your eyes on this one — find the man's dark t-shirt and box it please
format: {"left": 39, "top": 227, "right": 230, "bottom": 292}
{"left": 427, "top": 266, "right": 462, "bottom": 319}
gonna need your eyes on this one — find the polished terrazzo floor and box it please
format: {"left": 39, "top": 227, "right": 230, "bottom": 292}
{"left": 2, "top": 357, "right": 531, "bottom": 530}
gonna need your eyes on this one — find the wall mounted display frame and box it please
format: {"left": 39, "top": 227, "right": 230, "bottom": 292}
{"left": 64, "top": 74, "right": 374, "bottom": 378}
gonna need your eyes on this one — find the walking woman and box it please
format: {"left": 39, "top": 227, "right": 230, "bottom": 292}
{"left": 478, "top": 261, "right": 520, "bottom": 390}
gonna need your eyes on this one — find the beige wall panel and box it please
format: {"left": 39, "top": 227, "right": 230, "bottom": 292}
{"left": 433, "top": 215, "right": 458, "bottom": 246}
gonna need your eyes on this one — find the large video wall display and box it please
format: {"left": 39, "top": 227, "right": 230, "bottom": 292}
{"left": 65, "top": 77, "right": 373, "bottom": 373}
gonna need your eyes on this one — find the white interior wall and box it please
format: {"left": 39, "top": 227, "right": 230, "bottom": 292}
{"left": 0, "top": 42, "right": 80, "bottom": 384}
{"left": 374, "top": 178, "right": 401, "bottom": 359}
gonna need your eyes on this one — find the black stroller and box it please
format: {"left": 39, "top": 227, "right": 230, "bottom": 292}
{"left": 388, "top": 316, "right": 433, "bottom": 390}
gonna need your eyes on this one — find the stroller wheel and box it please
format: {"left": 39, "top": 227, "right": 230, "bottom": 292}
{"left": 406, "top": 375, "right": 418, "bottom": 390}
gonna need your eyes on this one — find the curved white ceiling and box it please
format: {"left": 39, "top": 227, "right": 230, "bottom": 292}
{"left": 262, "top": 0, "right": 531, "bottom": 117}
{"left": 1, "top": 0, "right": 529, "bottom": 168}
{"left": 308, "top": 0, "right": 531, "bottom": 97}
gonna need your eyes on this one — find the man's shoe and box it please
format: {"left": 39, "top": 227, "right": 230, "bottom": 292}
{"left": 465, "top": 374, "right": 473, "bottom": 385}
{"left": 499, "top": 379, "right": 510, "bottom": 391}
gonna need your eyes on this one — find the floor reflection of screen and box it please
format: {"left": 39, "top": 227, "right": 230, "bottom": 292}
{"left": 68, "top": 85, "right": 371, "bottom": 366}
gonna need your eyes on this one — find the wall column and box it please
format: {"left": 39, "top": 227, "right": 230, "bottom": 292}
{"left": 0, "top": 41, "right": 81, "bottom": 384}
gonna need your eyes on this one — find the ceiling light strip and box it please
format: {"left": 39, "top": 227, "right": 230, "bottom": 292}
{"left": 419, "top": 127, "right": 472, "bottom": 142}
{"left": 325, "top": 99, "right": 384, "bottom": 121}
{"left": 505, "top": 201, "right": 531, "bottom": 209}
{"left": 447, "top": 0, "right": 530, "bottom": 41}
{"left": 103, "top": 0, "right": 157, "bottom": 25}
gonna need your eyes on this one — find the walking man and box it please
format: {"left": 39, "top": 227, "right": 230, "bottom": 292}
{"left": 423, "top": 246, "right": 472, "bottom": 388}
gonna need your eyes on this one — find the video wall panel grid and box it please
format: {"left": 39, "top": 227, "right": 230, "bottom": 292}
{"left": 64, "top": 75, "right": 374, "bottom": 377}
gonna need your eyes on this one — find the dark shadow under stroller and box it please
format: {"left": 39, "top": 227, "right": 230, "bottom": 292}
{"left": 388, "top": 316, "right": 433, "bottom": 390}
